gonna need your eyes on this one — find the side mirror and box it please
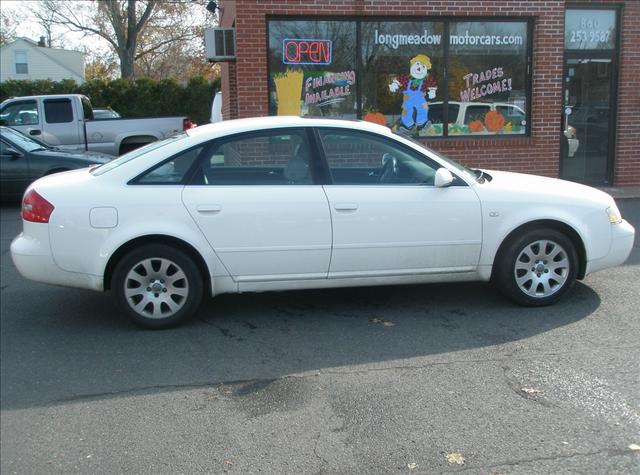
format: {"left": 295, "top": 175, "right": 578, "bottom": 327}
{"left": 3, "top": 147, "right": 23, "bottom": 160}
{"left": 434, "top": 167, "right": 454, "bottom": 188}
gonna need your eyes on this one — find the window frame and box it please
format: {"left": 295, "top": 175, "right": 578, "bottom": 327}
{"left": 129, "top": 143, "right": 211, "bottom": 186}
{"left": 0, "top": 100, "right": 39, "bottom": 126}
{"left": 313, "top": 126, "right": 468, "bottom": 187}
{"left": 266, "top": 15, "right": 534, "bottom": 139}
{"left": 43, "top": 98, "right": 74, "bottom": 124}
{"left": 0, "top": 138, "right": 17, "bottom": 155}
{"left": 183, "top": 127, "right": 327, "bottom": 187}
{"left": 14, "top": 50, "right": 28, "bottom": 75}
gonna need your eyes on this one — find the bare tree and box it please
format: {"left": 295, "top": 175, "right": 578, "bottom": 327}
{"left": 0, "top": 9, "right": 20, "bottom": 46}
{"left": 132, "top": 1, "right": 212, "bottom": 79}
{"left": 39, "top": 0, "right": 206, "bottom": 79}
{"left": 32, "top": 5, "right": 56, "bottom": 47}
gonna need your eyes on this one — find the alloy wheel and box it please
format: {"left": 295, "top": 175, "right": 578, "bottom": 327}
{"left": 513, "top": 239, "right": 570, "bottom": 298}
{"left": 123, "top": 257, "right": 190, "bottom": 319}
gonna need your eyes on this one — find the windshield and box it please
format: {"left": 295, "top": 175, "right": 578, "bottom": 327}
{"left": 0, "top": 127, "right": 50, "bottom": 152}
{"left": 90, "top": 133, "right": 188, "bottom": 176}
{"left": 392, "top": 130, "right": 477, "bottom": 183}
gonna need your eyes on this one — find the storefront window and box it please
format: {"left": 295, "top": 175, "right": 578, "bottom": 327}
{"left": 267, "top": 18, "right": 531, "bottom": 138}
{"left": 361, "top": 21, "right": 445, "bottom": 137}
{"left": 268, "top": 20, "right": 357, "bottom": 118}
{"left": 448, "top": 22, "right": 528, "bottom": 136}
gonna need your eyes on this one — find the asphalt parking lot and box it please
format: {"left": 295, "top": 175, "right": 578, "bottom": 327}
{"left": 1, "top": 200, "right": 639, "bottom": 474}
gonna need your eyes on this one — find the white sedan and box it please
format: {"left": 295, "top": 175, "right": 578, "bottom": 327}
{"left": 11, "top": 117, "right": 635, "bottom": 328}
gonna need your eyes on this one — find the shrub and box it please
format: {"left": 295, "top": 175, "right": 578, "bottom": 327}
{"left": 0, "top": 76, "right": 221, "bottom": 124}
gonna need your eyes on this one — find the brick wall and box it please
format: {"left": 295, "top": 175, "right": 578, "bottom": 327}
{"left": 219, "top": 0, "right": 238, "bottom": 120}
{"left": 220, "top": 0, "right": 639, "bottom": 185}
{"left": 615, "top": 1, "right": 640, "bottom": 186}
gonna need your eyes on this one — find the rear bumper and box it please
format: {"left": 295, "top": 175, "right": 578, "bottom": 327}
{"left": 11, "top": 227, "right": 103, "bottom": 291}
{"left": 585, "top": 219, "right": 635, "bottom": 275}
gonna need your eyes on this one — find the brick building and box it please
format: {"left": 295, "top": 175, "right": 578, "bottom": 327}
{"left": 217, "top": 0, "right": 639, "bottom": 186}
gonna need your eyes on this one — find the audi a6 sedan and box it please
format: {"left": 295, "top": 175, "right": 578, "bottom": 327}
{"left": 11, "top": 117, "right": 635, "bottom": 328}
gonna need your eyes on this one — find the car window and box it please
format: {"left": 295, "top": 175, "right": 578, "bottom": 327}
{"left": 0, "top": 139, "right": 11, "bottom": 155}
{"left": 496, "top": 105, "right": 525, "bottom": 124}
{"left": 91, "top": 133, "right": 187, "bottom": 176}
{"left": 81, "top": 97, "right": 94, "bottom": 120}
{"left": 136, "top": 146, "right": 205, "bottom": 184}
{"left": 44, "top": 99, "right": 74, "bottom": 124}
{"left": 194, "top": 130, "right": 313, "bottom": 186}
{"left": 0, "top": 127, "right": 45, "bottom": 152}
{"left": 0, "top": 100, "right": 39, "bottom": 126}
{"left": 93, "top": 109, "right": 119, "bottom": 119}
{"left": 448, "top": 103, "right": 460, "bottom": 123}
{"left": 428, "top": 103, "right": 460, "bottom": 125}
{"left": 463, "top": 104, "right": 491, "bottom": 124}
{"left": 318, "top": 129, "right": 439, "bottom": 185}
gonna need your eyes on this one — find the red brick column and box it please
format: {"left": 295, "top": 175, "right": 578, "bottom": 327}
{"left": 614, "top": 1, "right": 640, "bottom": 186}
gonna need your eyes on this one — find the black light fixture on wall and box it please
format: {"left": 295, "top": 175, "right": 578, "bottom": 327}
{"left": 206, "top": 1, "right": 218, "bottom": 14}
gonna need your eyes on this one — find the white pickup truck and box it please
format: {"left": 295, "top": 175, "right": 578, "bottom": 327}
{"left": 0, "top": 94, "right": 195, "bottom": 156}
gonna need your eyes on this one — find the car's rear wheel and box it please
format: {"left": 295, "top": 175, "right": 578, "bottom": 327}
{"left": 494, "top": 228, "right": 578, "bottom": 306}
{"left": 112, "top": 244, "right": 203, "bottom": 328}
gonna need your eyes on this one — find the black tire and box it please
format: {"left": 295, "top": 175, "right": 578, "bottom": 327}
{"left": 112, "top": 244, "right": 203, "bottom": 329}
{"left": 494, "top": 228, "right": 578, "bottom": 306}
{"left": 119, "top": 143, "right": 146, "bottom": 155}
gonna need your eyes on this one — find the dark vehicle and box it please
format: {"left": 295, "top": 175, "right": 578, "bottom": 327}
{"left": 0, "top": 126, "right": 112, "bottom": 201}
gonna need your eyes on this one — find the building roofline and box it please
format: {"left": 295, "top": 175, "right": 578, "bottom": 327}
{"left": 2, "top": 37, "right": 85, "bottom": 82}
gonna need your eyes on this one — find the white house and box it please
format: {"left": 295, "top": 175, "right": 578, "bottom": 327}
{"left": 0, "top": 37, "right": 85, "bottom": 83}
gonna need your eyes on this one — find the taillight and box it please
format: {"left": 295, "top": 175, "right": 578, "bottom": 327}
{"left": 183, "top": 118, "right": 197, "bottom": 130}
{"left": 22, "top": 189, "right": 54, "bottom": 223}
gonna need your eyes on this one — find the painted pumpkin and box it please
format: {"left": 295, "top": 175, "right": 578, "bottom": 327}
{"left": 484, "top": 110, "right": 506, "bottom": 132}
{"left": 469, "top": 120, "right": 484, "bottom": 133}
{"left": 363, "top": 112, "right": 387, "bottom": 126}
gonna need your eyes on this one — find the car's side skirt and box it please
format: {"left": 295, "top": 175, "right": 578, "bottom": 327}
{"left": 231, "top": 270, "right": 480, "bottom": 295}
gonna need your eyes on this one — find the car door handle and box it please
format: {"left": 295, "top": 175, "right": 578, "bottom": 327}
{"left": 334, "top": 203, "right": 358, "bottom": 211}
{"left": 29, "top": 129, "right": 41, "bottom": 136}
{"left": 196, "top": 204, "right": 222, "bottom": 214}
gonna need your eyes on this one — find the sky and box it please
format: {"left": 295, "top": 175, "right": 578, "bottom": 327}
{"left": 1, "top": 0, "right": 213, "bottom": 56}
{"left": 1, "top": 0, "right": 103, "bottom": 51}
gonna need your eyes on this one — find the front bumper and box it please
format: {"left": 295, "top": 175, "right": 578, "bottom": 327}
{"left": 585, "top": 219, "right": 635, "bottom": 275}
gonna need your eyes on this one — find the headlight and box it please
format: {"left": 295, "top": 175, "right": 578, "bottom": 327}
{"left": 607, "top": 205, "right": 622, "bottom": 224}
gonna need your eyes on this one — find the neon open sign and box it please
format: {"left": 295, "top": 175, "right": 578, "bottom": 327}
{"left": 282, "top": 38, "right": 332, "bottom": 65}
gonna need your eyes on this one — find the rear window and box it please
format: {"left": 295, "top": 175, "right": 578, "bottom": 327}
{"left": 90, "top": 133, "right": 188, "bottom": 176}
{"left": 44, "top": 99, "right": 73, "bottom": 123}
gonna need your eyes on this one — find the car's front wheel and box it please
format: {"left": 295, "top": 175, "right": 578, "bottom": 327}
{"left": 112, "top": 244, "right": 203, "bottom": 328}
{"left": 494, "top": 228, "right": 578, "bottom": 306}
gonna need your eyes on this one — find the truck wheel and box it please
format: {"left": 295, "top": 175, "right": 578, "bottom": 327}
{"left": 112, "top": 244, "right": 203, "bottom": 329}
{"left": 494, "top": 228, "right": 578, "bottom": 306}
{"left": 119, "top": 143, "right": 141, "bottom": 155}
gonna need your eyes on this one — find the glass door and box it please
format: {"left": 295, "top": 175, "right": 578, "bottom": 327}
{"left": 561, "top": 8, "right": 619, "bottom": 186}
{"left": 560, "top": 57, "right": 613, "bottom": 185}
